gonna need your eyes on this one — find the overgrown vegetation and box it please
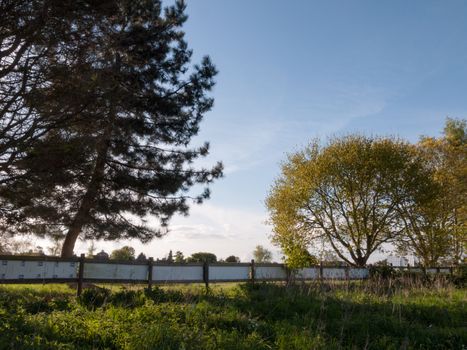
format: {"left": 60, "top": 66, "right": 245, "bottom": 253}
{"left": 0, "top": 280, "right": 465, "bottom": 349}
{"left": 266, "top": 119, "right": 466, "bottom": 268}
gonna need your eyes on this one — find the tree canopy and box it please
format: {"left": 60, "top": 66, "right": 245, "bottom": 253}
{"left": 0, "top": 0, "right": 223, "bottom": 257}
{"left": 186, "top": 252, "right": 217, "bottom": 263}
{"left": 110, "top": 246, "right": 135, "bottom": 261}
{"left": 225, "top": 255, "right": 240, "bottom": 263}
{"left": 253, "top": 245, "right": 273, "bottom": 263}
{"left": 397, "top": 118, "right": 466, "bottom": 265}
{"left": 174, "top": 251, "right": 185, "bottom": 263}
{"left": 266, "top": 136, "right": 434, "bottom": 267}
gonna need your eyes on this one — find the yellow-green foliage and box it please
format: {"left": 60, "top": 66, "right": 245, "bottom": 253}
{"left": 266, "top": 135, "right": 435, "bottom": 267}
{"left": 403, "top": 118, "right": 467, "bottom": 265}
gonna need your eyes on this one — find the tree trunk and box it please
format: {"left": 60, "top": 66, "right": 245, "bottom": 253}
{"left": 60, "top": 128, "right": 111, "bottom": 257}
{"left": 61, "top": 54, "right": 120, "bottom": 258}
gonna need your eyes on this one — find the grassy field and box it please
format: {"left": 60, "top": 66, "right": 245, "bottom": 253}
{"left": 0, "top": 279, "right": 465, "bottom": 349}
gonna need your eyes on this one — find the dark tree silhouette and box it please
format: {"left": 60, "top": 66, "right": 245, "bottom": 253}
{"left": 225, "top": 255, "right": 240, "bottom": 263}
{"left": 2, "top": 0, "right": 222, "bottom": 257}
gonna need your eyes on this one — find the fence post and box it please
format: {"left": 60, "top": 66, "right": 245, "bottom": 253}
{"left": 250, "top": 259, "right": 255, "bottom": 284}
{"left": 319, "top": 261, "right": 324, "bottom": 282}
{"left": 147, "top": 257, "right": 154, "bottom": 290}
{"left": 203, "top": 261, "right": 209, "bottom": 290}
{"left": 345, "top": 265, "right": 350, "bottom": 281}
{"left": 285, "top": 265, "right": 291, "bottom": 286}
{"left": 77, "top": 253, "right": 85, "bottom": 297}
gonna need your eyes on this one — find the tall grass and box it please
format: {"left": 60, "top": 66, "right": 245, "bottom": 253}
{"left": 0, "top": 277, "right": 465, "bottom": 349}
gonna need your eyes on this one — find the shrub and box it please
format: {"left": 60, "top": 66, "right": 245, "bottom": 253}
{"left": 110, "top": 289, "right": 146, "bottom": 308}
{"left": 369, "top": 265, "right": 397, "bottom": 280}
{"left": 78, "top": 287, "right": 111, "bottom": 309}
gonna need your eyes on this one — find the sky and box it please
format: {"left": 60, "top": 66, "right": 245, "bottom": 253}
{"left": 32, "top": 1, "right": 467, "bottom": 261}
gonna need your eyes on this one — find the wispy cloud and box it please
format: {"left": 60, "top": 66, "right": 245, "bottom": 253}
{"left": 200, "top": 118, "right": 283, "bottom": 174}
{"left": 166, "top": 224, "right": 237, "bottom": 240}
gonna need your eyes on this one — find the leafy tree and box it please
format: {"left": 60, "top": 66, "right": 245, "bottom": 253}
{"left": 174, "top": 251, "right": 185, "bottom": 263}
{"left": 3, "top": 0, "right": 222, "bottom": 257}
{"left": 266, "top": 136, "right": 433, "bottom": 267}
{"left": 441, "top": 118, "right": 466, "bottom": 264}
{"left": 273, "top": 224, "right": 315, "bottom": 268}
{"left": 397, "top": 118, "right": 466, "bottom": 265}
{"left": 282, "top": 246, "right": 318, "bottom": 268}
{"left": 110, "top": 246, "right": 135, "bottom": 261}
{"left": 225, "top": 255, "right": 240, "bottom": 263}
{"left": 186, "top": 252, "right": 217, "bottom": 263}
{"left": 167, "top": 250, "right": 173, "bottom": 263}
{"left": 253, "top": 245, "right": 273, "bottom": 263}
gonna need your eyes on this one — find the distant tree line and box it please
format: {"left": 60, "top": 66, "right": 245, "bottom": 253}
{"left": 267, "top": 119, "right": 466, "bottom": 268}
{"left": 75, "top": 246, "right": 244, "bottom": 264}
{"left": 0, "top": 237, "right": 276, "bottom": 265}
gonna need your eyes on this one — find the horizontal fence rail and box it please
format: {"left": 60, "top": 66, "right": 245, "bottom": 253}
{"left": 0, "top": 254, "right": 456, "bottom": 296}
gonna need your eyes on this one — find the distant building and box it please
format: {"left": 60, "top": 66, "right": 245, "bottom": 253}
{"left": 94, "top": 250, "right": 109, "bottom": 260}
{"left": 387, "top": 255, "right": 409, "bottom": 267}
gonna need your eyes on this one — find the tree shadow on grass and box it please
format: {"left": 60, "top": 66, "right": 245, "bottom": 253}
{"left": 224, "top": 282, "right": 466, "bottom": 349}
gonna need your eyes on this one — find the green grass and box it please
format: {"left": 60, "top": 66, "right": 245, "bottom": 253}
{"left": 0, "top": 280, "right": 465, "bottom": 349}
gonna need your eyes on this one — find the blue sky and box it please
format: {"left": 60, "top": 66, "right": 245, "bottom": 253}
{"left": 35, "top": 1, "right": 467, "bottom": 261}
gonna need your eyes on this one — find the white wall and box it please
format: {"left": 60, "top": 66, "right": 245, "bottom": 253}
{"left": 1, "top": 257, "right": 451, "bottom": 283}
{"left": 84, "top": 263, "right": 147, "bottom": 281}
{"left": 0, "top": 260, "right": 77, "bottom": 280}
{"left": 209, "top": 265, "right": 250, "bottom": 281}
{"left": 255, "top": 266, "right": 287, "bottom": 280}
{"left": 152, "top": 265, "right": 203, "bottom": 282}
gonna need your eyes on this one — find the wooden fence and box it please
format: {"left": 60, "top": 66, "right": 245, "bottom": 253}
{"left": 0, "top": 254, "right": 453, "bottom": 296}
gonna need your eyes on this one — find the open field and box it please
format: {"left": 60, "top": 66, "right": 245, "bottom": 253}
{"left": 0, "top": 279, "right": 465, "bottom": 350}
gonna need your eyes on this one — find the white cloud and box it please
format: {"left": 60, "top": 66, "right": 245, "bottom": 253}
{"left": 65, "top": 203, "right": 278, "bottom": 262}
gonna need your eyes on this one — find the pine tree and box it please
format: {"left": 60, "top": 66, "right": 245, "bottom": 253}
{"left": 0, "top": 1, "right": 113, "bottom": 180}
{"left": 0, "top": 0, "right": 120, "bottom": 229}
{"left": 3, "top": 0, "right": 222, "bottom": 257}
